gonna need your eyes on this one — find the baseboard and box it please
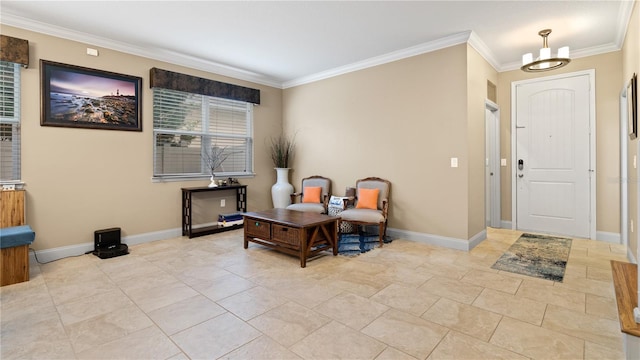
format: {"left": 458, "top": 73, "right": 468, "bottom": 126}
{"left": 596, "top": 231, "right": 621, "bottom": 244}
{"left": 501, "top": 220, "right": 513, "bottom": 229}
{"left": 628, "top": 247, "right": 637, "bottom": 264}
{"left": 386, "top": 227, "right": 486, "bottom": 252}
{"left": 29, "top": 227, "right": 182, "bottom": 264}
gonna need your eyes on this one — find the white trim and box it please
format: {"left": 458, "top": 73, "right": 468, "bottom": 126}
{"left": 501, "top": 220, "right": 512, "bottom": 229}
{"left": 596, "top": 231, "right": 621, "bottom": 244}
{"left": 468, "top": 31, "right": 500, "bottom": 72}
{"left": 0, "top": 13, "right": 282, "bottom": 89}
{"left": 616, "top": 0, "right": 637, "bottom": 49}
{"left": 629, "top": 247, "right": 637, "bottom": 264}
{"left": 29, "top": 227, "right": 182, "bottom": 264}
{"left": 621, "top": 80, "right": 630, "bottom": 248}
{"left": 511, "top": 70, "right": 597, "bottom": 239}
{"left": 283, "top": 31, "right": 472, "bottom": 88}
{"left": 386, "top": 227, "right": 486, "bottom": 252}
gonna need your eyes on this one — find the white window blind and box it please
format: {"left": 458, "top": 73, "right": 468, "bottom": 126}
{"left": 0, "top": 61, "right": 21, "bottom": 182}
{"left": 153, "top": 88, "right": 253, "bottom": 179}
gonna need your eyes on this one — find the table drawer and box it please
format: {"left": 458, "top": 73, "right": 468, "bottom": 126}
{"left": 272, "top": 224, "right": 300, "bottom": 246}
{"left": 246, "top": 220, "right": 271, "bottom": 238}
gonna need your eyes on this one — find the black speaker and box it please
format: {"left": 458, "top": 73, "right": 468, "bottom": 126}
{"left": 93, "top": 227, "right": 128, "bottom": 259}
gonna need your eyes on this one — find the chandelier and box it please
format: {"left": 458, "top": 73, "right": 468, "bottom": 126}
{"left": 521, "top": 29, "right": 570, "bottom": 72}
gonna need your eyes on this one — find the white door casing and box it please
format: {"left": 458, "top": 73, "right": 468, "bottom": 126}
{"left": 486, "top": 100, "right": 501, "bottom": 228}
{"left": 511, "top": 70, "right": 595, "bottom": 239}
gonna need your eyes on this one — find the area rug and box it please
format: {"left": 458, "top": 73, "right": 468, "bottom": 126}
{"left": 338, "top": 233, "right": 392, "bottom": 256}
{"left": 491, "top": 233, "right": 572, "bottom": 282}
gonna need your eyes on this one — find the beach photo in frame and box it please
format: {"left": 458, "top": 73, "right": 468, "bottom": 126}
{"left": 40, "top": 60, "right": 142, "bottom": 131}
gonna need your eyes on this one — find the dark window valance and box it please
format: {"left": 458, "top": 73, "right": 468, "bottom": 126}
{"left": 0, "top": 35, "right": 29, "bottom": 67}
{"left": 149, "top": 68, "right": 260, "bottom": 104}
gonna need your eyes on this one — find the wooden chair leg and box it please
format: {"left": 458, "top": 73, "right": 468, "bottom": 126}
{"left": 378, "top": 222, "right": 384, "bottom": 247}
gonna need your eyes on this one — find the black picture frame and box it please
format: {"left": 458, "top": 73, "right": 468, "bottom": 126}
{"left": 629, "top": 73, "right": 637, "bottom": 140}
{"left": 40, "top": 60, "right": 142, "bottom": 131}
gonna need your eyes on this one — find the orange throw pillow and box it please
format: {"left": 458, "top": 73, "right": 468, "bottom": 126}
{"left": 356, "top": 188, "right": 380, "bottom": 209}
{"left": 302, "top": 186, "right": 322, "bottom": 203}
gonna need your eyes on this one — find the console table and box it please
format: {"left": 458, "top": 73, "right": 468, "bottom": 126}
{"left": 181, "top": 185, "right": 247, "bottom": 238}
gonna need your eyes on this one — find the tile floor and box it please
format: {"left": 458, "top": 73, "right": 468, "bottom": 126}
{"left": 0, "top": 228, "right": 629, "bottom": 359}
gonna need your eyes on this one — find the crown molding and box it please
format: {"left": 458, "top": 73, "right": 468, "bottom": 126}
{"left": 0, "top": 13, "right": 283, "bottom": 88}
{"left": 615, "top": 0, "right": 636, "bottom": 47}
{"left": 283, "top": 31, "right": 472, "bottom": 89}
{"left": 467, "top": 31, "right": 500, "bottom": 72}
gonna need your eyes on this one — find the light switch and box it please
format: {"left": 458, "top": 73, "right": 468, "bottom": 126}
{"left": 451, "top": 157, "right": 458, "bottom": 168}
{"left": 220, "top": 199, "right": 226, "bottom": 207}
{"left": 501, "top": 158, "right": 507, "bottom": 167}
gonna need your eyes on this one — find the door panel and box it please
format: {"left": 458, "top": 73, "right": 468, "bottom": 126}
{"left": 515, "top": 74, "right": 590, "bottom": 238}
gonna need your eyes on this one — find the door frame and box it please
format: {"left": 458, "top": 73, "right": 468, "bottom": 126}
{"left": 486, "top": 99, "right": 501, "bottom": 228}
{"left": 510, "top": 69, "right": 596, "bottom": 239}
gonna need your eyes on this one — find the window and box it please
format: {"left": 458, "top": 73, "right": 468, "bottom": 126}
{"left": 153, "top": 88, "right": 253, "bottom": 180}
{"left": 0, "top": 61, "right": 21, "bottom": 182}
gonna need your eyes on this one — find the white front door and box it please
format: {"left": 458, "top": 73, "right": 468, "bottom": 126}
{"left": 514, "top": 73, "right": 593, "bottom": 238}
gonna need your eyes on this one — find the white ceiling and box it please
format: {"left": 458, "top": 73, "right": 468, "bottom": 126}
{"left": 0, "top": 1, "right": 635, "bottom": 88}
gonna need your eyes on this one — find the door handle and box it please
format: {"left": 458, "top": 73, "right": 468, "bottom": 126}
{"left": 518, "top": 174, "right": 524, "bottom": 178}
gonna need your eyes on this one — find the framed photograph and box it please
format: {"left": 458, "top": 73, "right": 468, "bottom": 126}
{"left": 40, "top": 60, "right": 142, "bottom": 131}
{"left": 629, "top": 73, "right": 637, "bottom": 140}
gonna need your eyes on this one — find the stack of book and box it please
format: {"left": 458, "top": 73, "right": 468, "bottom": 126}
{"left": 217, "top": 213, "right": 244, "bottom": 227}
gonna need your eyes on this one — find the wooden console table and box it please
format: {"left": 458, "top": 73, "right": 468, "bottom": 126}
{"left": 181, "top": 185, "right": 247, "bottom": 238}
{"left": 243, "top": 208, "right": 338, "bottom": 267}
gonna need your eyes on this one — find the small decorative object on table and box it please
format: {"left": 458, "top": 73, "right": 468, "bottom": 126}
{"left": 269, "top": 134, "right": 295, "bottom": 208}
{"left": 202, "top": 144, "right": 236, "bottom": 188}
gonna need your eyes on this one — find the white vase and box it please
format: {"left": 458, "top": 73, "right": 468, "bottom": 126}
{"left": 271, "top": 168, "right": 294, "bottom": 208}
{"left": 208, "top": 175, "right": 218, "bottom": 188}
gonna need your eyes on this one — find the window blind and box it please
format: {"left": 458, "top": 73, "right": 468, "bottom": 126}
{"left": 0, "top": 61, "right": 21, "bottom": 181}
{"left": 153, "top": 87, "right": 253, "bottom": 179}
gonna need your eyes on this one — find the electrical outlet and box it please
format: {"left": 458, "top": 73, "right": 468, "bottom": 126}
{"left": 501, "top": 158, "right": 507, "bottom": 167}
{"left": 451, "top": 157, "right": 458, "bottom": 168}
{"left": 220, "top": 199, "right": 225, "bottom": 207}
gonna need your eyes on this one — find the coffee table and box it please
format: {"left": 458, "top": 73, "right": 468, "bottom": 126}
{"left": 243, "top": 209, "right": 339, "bottom": 267}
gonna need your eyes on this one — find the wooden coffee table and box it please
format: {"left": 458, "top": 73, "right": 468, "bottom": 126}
{"left": 243, "top": 209, "right": 339, "bottom": 267}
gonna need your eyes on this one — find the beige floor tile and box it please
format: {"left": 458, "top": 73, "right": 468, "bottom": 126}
{"left": 147, "top": 294, "right": 226, "bottom": 335}
{"left": 586, "top": 294, "right": 618, "bottom": 320}
{"left": 490, "top": 317, "right": 584, "bottom": 359}
{"left": 370, "top": 283, "right": 440, "bottom": 316}
{"left": 377, "top": 263, "right": 434, "bottom": 287}
{"left": 584, "top": 341, "right": 625, "bottom": 360}
{"left": 65, "top": 304, "right": 154, "bottom": 353}
{"left": 117, "top": 269, "right": 181, "bottom": 294}
{"left": 516, "top": 279, "right": 585, "bottom": 311}
{"left": 542, "top": 304, "right": 623, "bottom": 349}
{"left": 587, "top": 266, "right": 613, "bottom": 281}
{"left": 248, "top": 301, "right": 331, "bottom": 347}
{"left": 0, "top": 308, "right": 73, "bottom": 359}
{"left": 314, "top": 292, "right": 389, "bottom": 330}
{"left": 217, "top": 286, "right": 289, "bottom": 321}
{"left": 322, "top": 270, "right": 392, "bottom": 298}
{"left": 125, "top": 280, "right": 199, "bottom": 312}
{"left": 460, "top": 269, "right": 522, "bottom": 294}
{"left": 375, "top": 347, "right": 418, "bottom": 360}
{"left": 190, "top": 272, "right": 255, "bottom": 301}
{"left": 416, "top": 261, "right": 471, "bottom": 280}
{"left": 418, "top": 276, "right": 483, "bottom": 304}
{"left": 474, "top": 288, "right": 547, "bottom": 325}
{"left": 556, "top": 274, "right": 616, "bottom": 298}
{"left": 422, "top": 297, "right": 501, "bottom": 341}
{"left": 171, "top": 312, "right": 261, "bottom": 360}
{"left": 56, "top": 288, "right": 133, "bottom": 326}
{"left": 362, "top": 308, "right": 448, "bottom": 359}
{"left": 428, "top": 330, "right": 528, "bottom": 360}
{"left": 290, "top": 321, "right": 386, "bottom": 360}
{"left": 76, "top": 325, "right": 180, "bottom": 360}
{"left": 220, "top": 335, "right": 302, "bottom": 359}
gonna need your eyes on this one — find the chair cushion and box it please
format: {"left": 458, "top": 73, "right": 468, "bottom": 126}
{"left": 302, "top": 186, "right": 322, "bottom": 203}
{"left": 340, "top": 208, "right": 384, "bottom": 223}
{"left": 356, "top": 188, "right": 379, "bottom": 209}
{"left": 0, "top": 225, "right": 35, "bottom": 249}
{"left": 287, "top": 203, "right": 325, "bottom": 214}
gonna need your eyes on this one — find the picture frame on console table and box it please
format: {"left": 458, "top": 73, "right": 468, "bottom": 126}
{"left": 40, "top": 60, "right": 142, "bottom": 131}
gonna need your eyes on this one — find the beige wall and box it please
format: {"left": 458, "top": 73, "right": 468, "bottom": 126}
{"left": 624, "top": 2, "right": 639, "bottom": 255}
{"left": 467, "top": 45, "right": 499, "bottom": 238}
{"left": 497, "top": 51, "right": 623, "bottom": 235}
{"left": 284, "top": 44, "right": 492, "bottom": 241}
{"left": 1, "top": 25, "right": 283, "bottom": 251}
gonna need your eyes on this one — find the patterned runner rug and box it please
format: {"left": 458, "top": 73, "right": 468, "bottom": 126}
{"left": 491, "top": 233, "right": 572, "bottom": 282}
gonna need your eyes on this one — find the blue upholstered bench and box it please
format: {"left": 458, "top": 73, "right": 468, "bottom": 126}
{"left": 0, "top": 225, "right": 35, "bottom": 286}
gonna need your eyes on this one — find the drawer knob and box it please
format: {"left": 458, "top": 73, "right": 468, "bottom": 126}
{"left": 255, "top": 222, "right": 259, "bottom": 226}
